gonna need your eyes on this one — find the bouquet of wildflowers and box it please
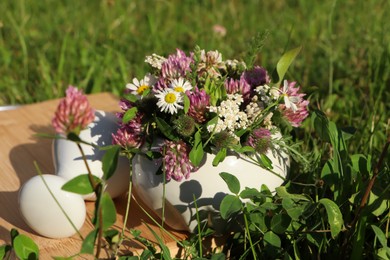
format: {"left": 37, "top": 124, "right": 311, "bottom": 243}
{"left": 112, "top": 47, "right": 309, "bottom": 182}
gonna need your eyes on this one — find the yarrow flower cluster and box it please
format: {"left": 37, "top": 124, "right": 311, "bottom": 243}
{"left": 113, "top": 47, "right": 310, "bottom": 182}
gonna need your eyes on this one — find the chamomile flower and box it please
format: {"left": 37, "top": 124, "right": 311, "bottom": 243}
{"left": 280, "top": 80, "right": 299, "bottom": 112}
{"left": 156, "top": 88, "right": 183, "bottom": 114}
{"left": 170, "top": 78, "right": 192, "bottom": 93}
{"left": 126, "top": 73, "right": 157, "bottom": 99}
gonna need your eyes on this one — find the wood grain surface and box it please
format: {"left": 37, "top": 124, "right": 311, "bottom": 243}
{"left": 0, "top": 93, "right": 188, "bottom": 259}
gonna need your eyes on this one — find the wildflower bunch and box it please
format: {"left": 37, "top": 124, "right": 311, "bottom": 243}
{"left": 113, "top": 47, "right": 309, "bottom": 181}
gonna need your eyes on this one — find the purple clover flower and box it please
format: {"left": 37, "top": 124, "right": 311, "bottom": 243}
{"left": 52, "top": 86, "right": 95, "bottom": 135}
{"left": 112, "top": 98, "right": 145, "bottom": 148}
{"left": 246, "top": 128, "right": 272, "bottom": 154}
{"left": 162, "top": 140, "right": 194, "bottom": 181}
{"left": 242, "top": 66, "right": 270, "bottom": 87}
{"left": 186, "top": 87, "right": 210, "bottom": 123}
{"left": 224, "top": 77, "right": 251, "bottom": 102}
{"left": 161, "top": 49, "right": 194, "bottom": 80}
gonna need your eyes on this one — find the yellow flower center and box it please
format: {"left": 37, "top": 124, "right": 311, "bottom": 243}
{"left": 165, "top": 93, "right": 177, "bottom": 104}
{"left": 137, "top": 85, "right": 149, "bottom": 95}
{"left": 174, "top": 86, "right": 184, "bottom": 92}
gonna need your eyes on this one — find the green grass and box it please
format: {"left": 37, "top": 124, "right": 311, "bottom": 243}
{"left": 1, "top": 0, "right": 388, "bottom": 155}
{"left": 0, "top": 0, "right": 389, "bottom": 257}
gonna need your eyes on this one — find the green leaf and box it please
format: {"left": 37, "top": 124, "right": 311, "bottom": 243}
{"left": 235, "top": 128, "right": 249, "bottom": 137}
{"left": 258, "top": 154, "right": 273, "bottom": 170}
{"left": 220, "top": 195, "right": 242, "bottom": 219}
{"left": 274, "top": 46, "right": 301, "bottom": 85}
{"left": 312, "top": 110, "right": 330, "bottom": 142}
{"left": 220, "top": 172, "right": 240, "bottom": 194}
{"left": 276, "top": 186, "right": 310, "bottom": 201}
{"left": 350, "top": 154, "right": 371, "bottom": 176}
{"left": 53, "top": 257, "right": 74, "bottom": 260}
{"left": 101, "top": 192, "right": 117, "bottom": 230}
{"left": 144, "top": 224, "right": 172, "bottom": 260}
{"left": 122, "top": 107, "right": 138, "bottom": 124}
{"left": 377, "top": 247, "right": 390, "bottom": 260}
{"left": 123, "top": 93, "right": 138, "bottom": 103}
{"left": 293, "top": 239, "right": 301, "bottom": 260}
{"left": 235, "top": 145, "right": 255, "bottom": 154}
{"left": 264, "top": 231, "right": 281, "bottom": 248}
{"left": 371, "top": 225, "right": 388, "bottom": 248}
{"left": 351, "top": 215, "right": 367, "bottom": 259}
{"left": 319, "top": 198, "right": 343, "bottom": 238}
{"left": 183, "top": 93, "right": 190, "bottom": 114}
{"left": 80, "top": 229, "right": 98, "bottom": 254}
{"left": 142, "top": 88, "right": 151, "bottom": 97}
{"left": 102, "top": 145, "right": 120, "bottom": 180}
{"left": 13, "top": 234, "right": 39, "bottom": 260}
{"left": 240, "top": 188, "right": 262, "bottom": 200}
{"left": 249, "top": 212, "right": 268, "bottom": 232}
{"left": 189, "top": 131, "right": 204, "bottom": 167}
{"left": 0, "top": 245, "right": 11, "bottom": 259}
{"left": 210, "top": 253, "right": 226, "bottom": 260}
{"left": 271, "top": 214, "right": 291, "bottom": 234}
{"left": 61, "top": 174, "right": 98, "bottom": 195}
{"left": 155, "top": 117, "right": 178, "bottom": 141}
{"left": 212, "top": 148, "right": 226, "bottom": 166}
{"left": 118, "top": 256, "right": 139, "bottom": 260}
{"left": 67, "top": 132, "right": 83, "bottom": 142}
{"left": 205, "top": 115, "right": 219, "bottom": 130}
{"left": 282, "top": 197, "right": 306, "bottom": 220}
{"left": 10, "top": 228, "right": 19, "bottom": 245}
{"left": 104, "top": 229, "right": 120, "bottom": 245}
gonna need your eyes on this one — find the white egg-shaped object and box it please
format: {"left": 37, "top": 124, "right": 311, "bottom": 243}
{"left": 19, "top": 174, "right": 86, "bottom": 239}
{"left": 53, "top": 110, "right": 130, "bottom": 200}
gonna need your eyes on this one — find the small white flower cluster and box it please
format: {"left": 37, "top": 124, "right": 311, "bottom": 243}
{"left": 145, "top": 54, "right": 167, "bottom": 69}
{"left": 255, "top": 84, "right": 279, "bottom": 106}
{"left": 245, "top": 95, "right": 263, "bottom": 124}
{"left": 245, "top": 85, "right": 280, "bottom": 128}
{"left": 208, "top": 94, "right": 249, "bottom": 134}
{"left": 225, "top": 59, "right": 247, "bottom": 70}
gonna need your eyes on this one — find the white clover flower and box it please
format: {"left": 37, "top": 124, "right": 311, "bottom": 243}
{"left": 145, "top": 54, "right": 167, "bottom": 69}
{"left": 155, "top": 88, "right": 183, "bottom": 114}
{"left": 170, "top": 78, "right": 192, "bottom": 93}
{"left": 126, "top": 73, "right": 157, "bottom": 99}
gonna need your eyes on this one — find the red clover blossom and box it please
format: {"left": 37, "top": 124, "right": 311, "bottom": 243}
{"left": 162, "top": 140, "right": 194, "bottom": 181}
{"left": 52, "top": 86, "right": 95, "bottom": 135}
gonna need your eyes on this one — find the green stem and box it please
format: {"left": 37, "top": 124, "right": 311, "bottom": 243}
{"left": 193, "top": 195, "right": 203, "bottom": 257}
{"left": 134, "top": 197, "right": 186, "bottom": 249}
{"left": 76, "top": 142, "right": 103, "bottom": 258}
{"left": 243, "top": 208, "right": 257, "bottom": 260}
{"left": 76, "top": 142, "right": 98, "bottom": 190}
{"left": 115, "top": 152, "right": 133, "bottom": 255}
{"left": 245, "top": 155, "right": 286, "bottom": 181}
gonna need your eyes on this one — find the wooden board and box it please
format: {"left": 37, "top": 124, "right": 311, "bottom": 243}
{"left": 0, "top": 93, "right": 188, "bottom": 259}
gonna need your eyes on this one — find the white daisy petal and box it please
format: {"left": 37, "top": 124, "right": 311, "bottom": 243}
{"left": 155, "top": 89, "right": 183, "bottom": 114}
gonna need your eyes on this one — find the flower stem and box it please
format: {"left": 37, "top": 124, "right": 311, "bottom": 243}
{"left": 76, "top": 142, "right": 98, "bottom": 191}
{"left": 115, "top": 152, "right": 133, "bottom": 255}
{"left": 243, "top": 208, "right": 257, "bottom": 260}
{"left": 76, "top": 142, "right": 103, "bottom": 258}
